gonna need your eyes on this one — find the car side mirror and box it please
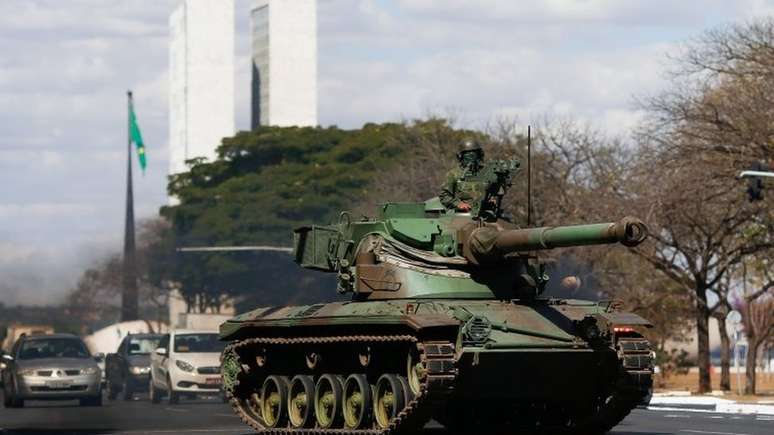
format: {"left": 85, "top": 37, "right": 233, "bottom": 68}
{"left": 1, "top": 354, "right": 13, "bottom": 362}
{"left": 93, "top": 352, "right": 105, "bottom": 361}
{"left": 155, "top": 348, "right": 168, "bottom": 357}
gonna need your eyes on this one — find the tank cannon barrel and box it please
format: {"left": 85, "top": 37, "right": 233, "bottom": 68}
{"left": 465, "top": 217, "right": 647, "bottom": 264}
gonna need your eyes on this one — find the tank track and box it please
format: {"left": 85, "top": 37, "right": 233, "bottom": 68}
{"left": 222, "top": 334, "right": 457, "bottom": 434}
{"left": 571, "top": 334, "right": 653, "bottom": 435}
{"left": 617, "top": 335, "right": 655, "bottom": 404}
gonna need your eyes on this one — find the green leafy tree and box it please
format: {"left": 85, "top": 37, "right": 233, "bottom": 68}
{"left": 162, "top": 122, "right": 477, "bottom": 310}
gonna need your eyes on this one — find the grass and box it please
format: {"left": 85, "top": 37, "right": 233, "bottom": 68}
{"left": 656, "top": 371, "right": 774, "bottom": 400}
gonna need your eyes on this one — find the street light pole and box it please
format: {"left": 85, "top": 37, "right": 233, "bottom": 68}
{"left": 739, "top": 170, "right": 774, "bottom": 178}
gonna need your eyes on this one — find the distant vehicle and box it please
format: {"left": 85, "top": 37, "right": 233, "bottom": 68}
{"left": 105, "top": 333, "right": 162, "bottom": 401}
{"left": 149, "top": 330, "right": 226, "bottom": 404}
{"left": 1, "top": 324, "right": 55, "bottom": 353}
{"left": 2, "top": 333, "right": 102, "bottom": 407}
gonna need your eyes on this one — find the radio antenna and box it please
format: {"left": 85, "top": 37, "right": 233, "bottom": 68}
{"left": 527, "top": 125, "right": 532, "bottom": 227}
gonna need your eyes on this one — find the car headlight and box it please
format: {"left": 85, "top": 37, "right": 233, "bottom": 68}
{"left": 129, "top": 366, "right": 151, "bottom": 375}
{"left": 175, "top": 360, "right": 195, "bottom": 372}
{"left": 17, "top": 368, "right": 36, "bottom": 376}
{"left": 81, "top": 366, "right": 100, "bottom": 375}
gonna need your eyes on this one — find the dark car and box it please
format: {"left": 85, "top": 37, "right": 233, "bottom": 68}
{"left": 2, "top": 333, "right": 102, "bottom": 407}
{"left": 105, "top": 333, "right": 162, "bottom": 400}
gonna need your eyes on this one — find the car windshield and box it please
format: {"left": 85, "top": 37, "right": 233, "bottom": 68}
{"left": 128, "top": 337, "right": 161, "bottom": 355}
{"left": 173, "top": 333, "right": 224, "bottom": 353}
{"left": 18, "top": 338, "right": 90, "bottom": 360}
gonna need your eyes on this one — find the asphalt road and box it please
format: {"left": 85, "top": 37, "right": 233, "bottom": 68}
{"left": 0, "top": 392, "right": 771, "bottom": 435}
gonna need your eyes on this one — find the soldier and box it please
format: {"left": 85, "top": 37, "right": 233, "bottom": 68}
{"left": 440, "top": 139, "right": 488, "bottom": 212}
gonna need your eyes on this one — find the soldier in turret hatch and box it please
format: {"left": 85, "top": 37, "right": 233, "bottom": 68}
{"left": 439, "top": 139, "right": 489, "bottom": 212}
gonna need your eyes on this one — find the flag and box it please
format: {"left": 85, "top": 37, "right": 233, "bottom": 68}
{"left": 129, "top": 99, "right": 147, "bottom": 171}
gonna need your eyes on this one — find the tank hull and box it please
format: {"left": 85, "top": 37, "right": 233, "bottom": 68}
{"left": 220, "top": 298, "right": 653, "bottom": 434}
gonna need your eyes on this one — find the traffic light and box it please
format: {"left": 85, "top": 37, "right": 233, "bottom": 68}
{"left": 746, "top": 161, "right": 766, "bottom": 202}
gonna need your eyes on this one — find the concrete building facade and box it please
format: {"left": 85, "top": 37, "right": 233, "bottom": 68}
{"left": 169, "top": 0, "right": 235, "bottom": 176}
{"left": 251, "top": 0, "right": 318, "bottom": 128}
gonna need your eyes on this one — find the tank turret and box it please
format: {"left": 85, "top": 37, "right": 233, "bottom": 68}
{"left": 293, "top": 200, "right": 648, "bottom": 299}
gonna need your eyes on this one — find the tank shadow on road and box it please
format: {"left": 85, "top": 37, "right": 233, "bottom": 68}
{"left": 1, "top": 430, "right": 115, "bottom": 435}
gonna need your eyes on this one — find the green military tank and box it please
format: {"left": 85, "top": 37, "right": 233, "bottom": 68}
{"left": 220, "top": 158, "right": 653, "bottom": 434}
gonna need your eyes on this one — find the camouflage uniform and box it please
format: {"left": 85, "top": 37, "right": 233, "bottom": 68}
{"left": 439, "top": 166, "right": 489, "bottom": 211}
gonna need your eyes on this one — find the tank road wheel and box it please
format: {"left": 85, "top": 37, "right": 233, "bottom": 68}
{"left": 261, "top": 375, "right": 289, "bottom": 428}
{"left": 314, "top": 374, "right": 344, "bottom": 429}
{"left": 245, "top": 392, "right": 263, "bottom": 422}
{"left": 343, "top": 374, "right": 373, "bottom": 429}
{"left": 287, "top": 375, "right": 315, "bottom": 428}
{"left": 398, "top": 375, "right": 414, "bottom": 402}
{"left": 374, "top": 374, "right": 405, "bottom": 429}
{"left": 406, "top": 346, "right": 424, "bottom": 397}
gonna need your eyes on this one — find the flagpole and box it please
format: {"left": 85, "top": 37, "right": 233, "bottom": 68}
{"left": 122, "top": 90, "right": 139, "bottom": 321}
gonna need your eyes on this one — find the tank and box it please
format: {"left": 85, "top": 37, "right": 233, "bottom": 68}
{"left": 220, "top": 175, "right": 654, "bottom": 434}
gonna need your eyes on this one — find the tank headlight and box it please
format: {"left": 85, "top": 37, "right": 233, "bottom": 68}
{"left": 584, "top": 323, "right": 601, "bottom": 340}
{"left": 577, "top": 317, "right": 601, "bottom": 342}
{"left": 176, "top": 360, "right": 195, "bottom": 372}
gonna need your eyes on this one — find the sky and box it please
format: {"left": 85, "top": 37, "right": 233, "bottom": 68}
{"left": 1, "top": 0, "right": 773, "bottom": 305}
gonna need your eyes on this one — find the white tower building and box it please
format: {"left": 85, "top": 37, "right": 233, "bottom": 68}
{"left": 251, "top": 0, "right": 318, "bottom": 128}
{"left": 169, "top": 0, "right": 235, "bottom": 176}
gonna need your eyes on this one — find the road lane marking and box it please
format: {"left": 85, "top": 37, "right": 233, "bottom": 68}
{"left": 649, "top": 406, "right": 719, "bottom": 414}
{"left": 665, "top": 414, "right": 691, "bottom": 418}
{"left": 214, "top": 413, "right": 238, "bottom": 417}
{"left": 680, "top": 430, "right": 751, "bottom": 435}
{"left": 707, "top": 415, "right": 725, "bottom": 419}
{"left": 163, "top": 407, "right": 189, "bottom": 413}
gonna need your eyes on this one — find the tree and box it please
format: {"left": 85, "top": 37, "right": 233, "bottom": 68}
{"left": 739, "top": 296, "right": 774, "bottom": 394}
{"left": 623, "top": 147, "right": 772, "bottom": 392}
{"left": 646, "top": 19, "right": 774, "bottom": 166}
{"left": 162, "top": 122, "right": 486, "bottom": 310}
{"left": 639, "top": 19, "right": 774, "bottom": 393}
{"left": 64, "top": 218, "right": 172, "bottom": 331}
{"left": 732, "top": 256, "right": 774, "bottom": 394}
{"left": 711, "top": 274, "right": 735, "bottom": 391}
{"left": 357, "top": 117, "right": 482, "bottom": 209}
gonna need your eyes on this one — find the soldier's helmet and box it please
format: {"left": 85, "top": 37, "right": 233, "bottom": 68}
{"left": 457, "top": 139, "right": 484, "bottom": 162}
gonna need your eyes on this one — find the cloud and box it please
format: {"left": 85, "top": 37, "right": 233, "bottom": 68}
{"left": 317, "top": 4, "right": 679, "bottom": 132}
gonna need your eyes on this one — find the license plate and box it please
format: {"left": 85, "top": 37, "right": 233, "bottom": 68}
{"left": 205, "top": 377, "right": 222, "bottom": 385}
{"left": 46, "top": 380, "right": 72, "bottom": 389}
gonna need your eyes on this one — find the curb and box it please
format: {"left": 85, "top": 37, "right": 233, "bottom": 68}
{"left": 648, "top": 396, "right": 774, "bottom": 415}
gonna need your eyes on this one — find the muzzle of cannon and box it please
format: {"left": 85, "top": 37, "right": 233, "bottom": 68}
{"left": 463, "top": 217, "right": 648, "bottom": 265}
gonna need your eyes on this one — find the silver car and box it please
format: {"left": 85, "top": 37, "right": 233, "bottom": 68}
{"left": 1, "top": 333, "right": 102, "bottom": 407}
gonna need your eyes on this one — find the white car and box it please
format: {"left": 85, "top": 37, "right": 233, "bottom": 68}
{"left": 149, "top": 330, "right": 226, "bottom": 404}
